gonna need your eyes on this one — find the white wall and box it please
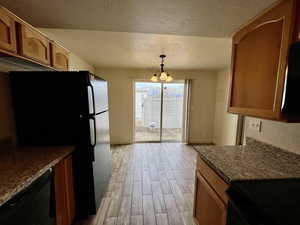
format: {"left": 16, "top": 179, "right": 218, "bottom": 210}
{"left": 213, "top": 69, "right": 238, "bottom": 145}
{"left": 244, "top": 117, "right": 300, "bottom": 154}
{"left": 95, "top": 68, "right": 217, "bottom": 145}
{"left": 38, "top": 28, "right": 95, "bottom": 73}
{"left": 69, "top": 53, "right": 95, "bottom": 73}
{"left": 188, "top": 74, "right": 217, "bottom": 144}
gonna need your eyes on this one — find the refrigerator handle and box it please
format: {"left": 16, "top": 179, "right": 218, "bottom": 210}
{"left": 88, "top": 84, "right": 96, "bottom": 116}
{"left": 90, "top": 117, "right": 97, "bottom": 148}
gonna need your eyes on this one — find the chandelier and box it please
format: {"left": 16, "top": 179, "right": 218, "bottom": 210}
{"left": 150, "top": 55, "right": 173, "bottom": 82}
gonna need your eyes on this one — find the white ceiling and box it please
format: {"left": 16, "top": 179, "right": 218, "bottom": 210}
{"left": 3, "top": 0, "right": 276, "bottom": 37}
{"left": 40, "top": 28, "right": 232, "bottom": 70}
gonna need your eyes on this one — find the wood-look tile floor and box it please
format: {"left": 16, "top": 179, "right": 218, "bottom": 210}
{"left": 81, "top": 143, "right": 197, "bottom": 225}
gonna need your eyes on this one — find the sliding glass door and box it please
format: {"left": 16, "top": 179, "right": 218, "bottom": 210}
{"left": 135, "top": 82, "right": 162, "bottom": 142}
{"left": 134, "top": 81, "right": 186, "bottom": 142}
{"left": 161, "top": 83, "right": 185, "bottom": 141}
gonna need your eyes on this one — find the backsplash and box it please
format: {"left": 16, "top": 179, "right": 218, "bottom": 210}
{"left": 244, "top": 117, "right": 300, "bottom": 155}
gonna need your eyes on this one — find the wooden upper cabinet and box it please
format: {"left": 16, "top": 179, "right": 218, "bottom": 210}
{"left": 0, "top": 6, "right": 72, "bottom": 70}
{"left": 0, "top": 7, "right": 17, "bottom": 53}
{"left": 228, "top": 0, "right": 298, "bottom": 120}
{"left": 51, "top": 42, "right": 69, "bottom": 70}
{"left": 18, "top": 24, "right": 51, "bottom": 65}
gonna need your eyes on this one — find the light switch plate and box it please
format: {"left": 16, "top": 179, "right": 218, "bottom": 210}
{"left": 249, "top": 119, "right": 262, "bottom": 132}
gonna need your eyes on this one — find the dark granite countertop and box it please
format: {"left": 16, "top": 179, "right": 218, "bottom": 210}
{"left": 193, "top": 138, "right": 300, "bottom": 183}
{"left": 0, "top": 143, "right": 74, "bottom": 206}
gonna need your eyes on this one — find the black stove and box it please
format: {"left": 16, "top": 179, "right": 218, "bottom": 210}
{"left": 226, "top": 179, "right": 300, "bottom": 225}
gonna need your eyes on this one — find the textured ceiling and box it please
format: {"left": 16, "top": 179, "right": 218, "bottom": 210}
{"left": 39, "top": 28, "right": 231, "bottom": 69}
{"left": 3, "top": 0, "right": 277, "bottom": 37}
{"left": 3, "top": 0, "right": 277, "bottom": 69}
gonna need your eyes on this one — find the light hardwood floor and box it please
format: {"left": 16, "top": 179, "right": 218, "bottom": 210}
{"left": 80, "top": 143, "right": 197, "bottom": 225}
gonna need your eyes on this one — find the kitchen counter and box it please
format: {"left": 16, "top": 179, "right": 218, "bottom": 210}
{"left": 0, "top": 142, "right": 74, "bottom": 206}
{"left": 193, "top": 138, "right": 300, "bottom": 183}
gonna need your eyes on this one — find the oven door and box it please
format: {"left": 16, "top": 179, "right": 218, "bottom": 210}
{"left": 0, "top": 170, "right": 54, "bottom": 225}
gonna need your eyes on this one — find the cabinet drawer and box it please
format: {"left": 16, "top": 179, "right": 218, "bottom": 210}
{"left": 18, "top": 24, "right": 50, "bottom": 65}
{"left": 196, "top": 156, "right": 229, "bottom": 203}
{"left": 51, "top": 42, "right": 69, "bottom": 70}
{"left": 0, "top": 7, "right": 17, "bottom": 53}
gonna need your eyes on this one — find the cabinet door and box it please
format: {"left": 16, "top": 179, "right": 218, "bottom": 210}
{"left": 193, "top": 171, "right": 227, "bottom": 225}
{"left": 228, "top": 0, "right": 296, "bottom": 120}
{"left": 196, "top": 156, "right": 229, "bottom": 203}
{"left": 0, "top": 7, "right": 17, "bottom": 53}
{"left": 51, "top": 42, "right": 69, "bottom": 70}
{"left": 294, "top": 1, "right": 300, "bottom": 41}
{"left": 54, "top": 159, "right": 69, "bottom": 225}
{"left": 54, "top": 155, "right": 75, "bottom": 225}
{"left": 18, "top": 24, "right": 50, "bottom": 65}
{"left": 64, "top": 156, "right": 75, "bottom": 224}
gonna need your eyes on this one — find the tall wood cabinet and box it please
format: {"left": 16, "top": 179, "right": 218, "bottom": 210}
{"left": 54, "top": 155, "right": 75, "bottom": 225}
{"left": 228, "top": 0, "right": 300, "bottom": 121}
{"left": 0, "top": 7, "right": 17, "bottom": 53}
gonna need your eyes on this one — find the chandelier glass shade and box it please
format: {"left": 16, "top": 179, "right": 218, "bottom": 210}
{"left": 150, "top": 74, "right": 158, "bottom": 82}
{"left": 150, "top": 55, "right": 173, "bottom": 82}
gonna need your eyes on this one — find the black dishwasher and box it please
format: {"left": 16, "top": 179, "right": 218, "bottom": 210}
{"left": 0, "top": 169, "right": 55, "bottom": 225}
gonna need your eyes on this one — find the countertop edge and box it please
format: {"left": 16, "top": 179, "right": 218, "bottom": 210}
{"left": 0, "top": 148, "right": 73, "bottom": 207}
{"left": 193, "top": 141, "right": 300, "bottom": 183}
{"left": 195, "top": 148, "right": 231, "bottom": 184}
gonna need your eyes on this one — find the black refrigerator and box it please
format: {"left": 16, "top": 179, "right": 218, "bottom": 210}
{"left": 9, "top": 71, "right": 112, "bottom": 219}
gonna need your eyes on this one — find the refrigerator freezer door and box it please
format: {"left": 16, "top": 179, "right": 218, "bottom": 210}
{"left": 10, "top": 71, "right": 90, "bottom": 146}
{"left": 92, "top": 111, "right": 111, "bottom": 211}
{"left": 90, "top": 78, "right": 109, "bottom": 113}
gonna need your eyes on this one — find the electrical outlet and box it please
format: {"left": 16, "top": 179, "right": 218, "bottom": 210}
{"left": 249, "top": 119, "right": 262, "bottom": 132}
